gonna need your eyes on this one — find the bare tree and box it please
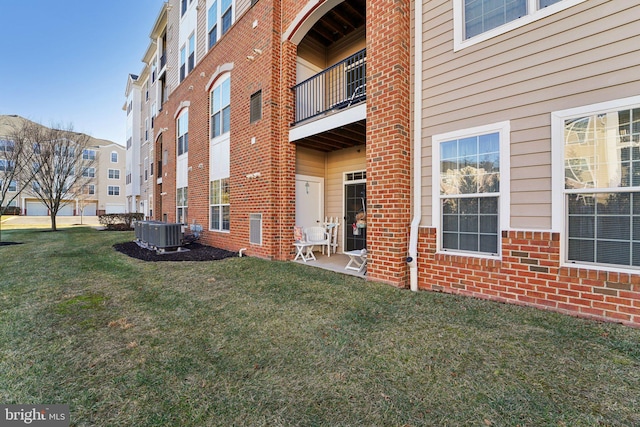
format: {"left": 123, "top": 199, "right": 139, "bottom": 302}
{"left": 27, "top": 123, "right": 97, "bottom": 231}
{"left": 0, "top": 119, "right": 38, "bottom": 242}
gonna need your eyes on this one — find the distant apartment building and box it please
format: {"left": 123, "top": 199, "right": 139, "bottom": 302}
{"left": 127, "top": 0, "right": 640, "bottom": 326}
{"left": 124, "top": 5, "right": 166, "bottom": 219}
{"left": 0, "top": 115, "right": 126, "bottom": 216}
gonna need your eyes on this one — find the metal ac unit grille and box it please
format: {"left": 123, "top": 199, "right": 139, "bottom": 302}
{"left": 134, "top": 221, "right": 183, "bottom": 249}
{"left": 249, "top": 213, "right": 262, "bottom": 245}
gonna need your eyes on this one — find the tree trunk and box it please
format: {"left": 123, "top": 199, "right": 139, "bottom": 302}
{"left": 50, "top": 213, "right": 57, "bottom": 231}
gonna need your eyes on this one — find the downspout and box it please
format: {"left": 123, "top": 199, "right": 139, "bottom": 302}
{"left": 407, "top": 0, "right": 423, "bottom": 292}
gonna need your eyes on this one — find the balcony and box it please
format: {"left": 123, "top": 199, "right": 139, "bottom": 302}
{"left": 292, "top": 49, "right": 366, "bottom": 125}
{"left": 160, "top": 52, "right": 167, "bottom": 70}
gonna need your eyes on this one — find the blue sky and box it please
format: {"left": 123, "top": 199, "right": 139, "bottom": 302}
{"left": 0, "top": 0, "right": 166, "bottom": 146}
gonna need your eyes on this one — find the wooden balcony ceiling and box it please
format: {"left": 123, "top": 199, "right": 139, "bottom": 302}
{"left": 307, "top": 0, "right": 366, "bottom": 47}
{"left": 294, "top": 119, "right": 366, "bottom": 152}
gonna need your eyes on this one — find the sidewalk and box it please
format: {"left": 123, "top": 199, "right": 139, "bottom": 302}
{"left": 0, "top": 215, "right": 102, "bottom": 229}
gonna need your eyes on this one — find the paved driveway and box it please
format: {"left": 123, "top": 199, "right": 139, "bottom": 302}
{"left": 0, "top": 215, "right": 101, "bottom": 229}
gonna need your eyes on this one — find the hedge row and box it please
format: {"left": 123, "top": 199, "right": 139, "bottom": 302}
{"left": 98, "top": 213, "right": 144, "bottom": 230}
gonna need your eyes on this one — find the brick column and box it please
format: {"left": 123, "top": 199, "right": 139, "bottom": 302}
{"left": 366, "top": 0, "right": 412, "bottom": 286}
{"left": 275, "top": 39, "right": 297, "bottom": 260}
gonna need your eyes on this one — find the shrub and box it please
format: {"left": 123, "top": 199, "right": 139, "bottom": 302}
{"left": 99, "top": 213, "right": 144, "bottom": 230}
{"left": 0, "top": 206, "right": 21, "bottom": 216}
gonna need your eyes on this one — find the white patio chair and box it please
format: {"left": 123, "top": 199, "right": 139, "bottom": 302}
{"left": 305, "top": 226, "right": 331, "bottom": 257}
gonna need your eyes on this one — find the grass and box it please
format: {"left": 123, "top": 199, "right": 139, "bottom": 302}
{"left": 0, "top": 227, "right": 639, "bottom": 426}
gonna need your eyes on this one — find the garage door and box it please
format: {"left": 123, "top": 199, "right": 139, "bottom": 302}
{"left": 105, "top": 204, "right": 125, "bottom": 214}
{"left": 58, "top": 204, "right": 74, "bottom": 216}
{"left": 82, "top": 203, "right": 97, "bottom": 216}
{"left": 26, "top": 201, "right": 48, "bottom": 216}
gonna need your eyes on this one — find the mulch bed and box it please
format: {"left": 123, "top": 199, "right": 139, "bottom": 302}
{"left": 0, "top": 242, "right": 22, "bottom": 247}
{"left": 113, "top": 241, "right": 237, "bottom": 262}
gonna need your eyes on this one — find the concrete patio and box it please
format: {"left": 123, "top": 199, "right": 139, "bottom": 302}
{"left": 293, "top": 250, "right": 366, "bottom": 278}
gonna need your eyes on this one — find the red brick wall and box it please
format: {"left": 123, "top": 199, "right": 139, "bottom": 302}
{"left": 153, "top": 0, "right": 413, "bottom": 272}
{"left": 154, "top": 0, "right": 285, "bottom": 258}
{"left": 366, "top": 0, "right": 412, "bottom": 286}
{"left": 417, "top": 228, "right": 640, "bottom": 327}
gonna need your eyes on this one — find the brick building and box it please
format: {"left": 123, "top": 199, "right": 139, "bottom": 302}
{"left": 130, "top": 0, "right": 411, "bottom": 287}
{"left": 128, "top": 0, "right": 640, "bottom": 326}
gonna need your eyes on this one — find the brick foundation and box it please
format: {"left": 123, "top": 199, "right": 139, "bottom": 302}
{"left": 417, "top": 228, "right": 640, "bottom": 327}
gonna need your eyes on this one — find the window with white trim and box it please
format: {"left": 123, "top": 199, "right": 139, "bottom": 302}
{"left": 433, "top": 121, "right": 510, "bottom": 256}
{"left": 82, "top": 167, "right": 95, "bottom": 178}
{"left": 454, "top": 0, "right": 586, "bottom": 50}
{"left": 0, "top": 139, "right": 14, "bottom": 152}
{"left": 82, "top": 149, "right": 96, "bottom": 160}
{"left": 210, "top": 178, "right": 230, "bottom": 231}
{"left": 108, "top": 169, "right": 120, "bottom": 180}
{"left": 83, "top": 184, "right": 95, "bottom": 195}
{"left": 0, "top": 159, "right": 15, "bottom": 172}
{"left": 111, "top": 152, "right": 118, "bottom": 163}
{"left": 552, "top": 96, "right": 640, "bottom": 270}
{"left": 180, "top": 45, "right": 186, "bottom": 82}
{"left": 210, "top": 76, "right": 230, "bottom": 138}
{"left": 177, "top": 186, "right": 188, "bottom": 224}
{"left": 1, "top": 179, "right": 18, "bottom": 192}
{"left": 187, "top": 33, "right": 195, "bottom": 73}
{"left": 209, "top": 75, "right": 231, "bottom": 232}
{"left": 108, "top": 186, "right": 120, "bottom": 196}
{"left": 207, "top": 0, "right": 234, "bottom": 49}
{"left": 177, "top": 110, "right": 189, "bottom": 156}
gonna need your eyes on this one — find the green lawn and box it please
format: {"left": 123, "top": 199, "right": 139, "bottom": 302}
{"left": 0, "top": 228, "right": 639, "bottom": 426}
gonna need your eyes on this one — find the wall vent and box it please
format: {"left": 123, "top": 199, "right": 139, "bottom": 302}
{"left": 249, "top": 213, "right": 262, "bottom": 245}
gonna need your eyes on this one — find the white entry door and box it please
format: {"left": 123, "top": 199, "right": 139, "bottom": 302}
{"left": 295, "top": 175, "right": 324, "bottom": 230}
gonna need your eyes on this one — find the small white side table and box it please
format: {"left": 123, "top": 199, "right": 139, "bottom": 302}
{"left": 293, "top": 242, "right": 316, "bottom": 262}
{"left": 344, "top": 250, "right": 367, "bottom": 273}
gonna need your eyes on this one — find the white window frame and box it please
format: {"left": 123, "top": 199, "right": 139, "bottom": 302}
{"left": 83, "top": 184, "right": 95, "bottom": 195}
{"left": 82, "top": 149, "right": 96, "bottom": 160}
{"left": 187, "top": 33, "right": 195, "bottom": 73}
{"left": 432, "top": 121, "right": 511, "bottom": 259}
{"left": 453, "top": 0, "right": 587, "bottom": 51}
{"left": 82, "top": 167, "right": 96, "bottom": 178}
{"left": 2, "top": 179, "right": 18, "bottom": 192}
{"left": 552, "top": 95, "right": 640, "bottom": 274}
{"left": 108, "top": 169, "right": 120, "bottom": 180}
{"left": 180, "top": 45, "right": 186, "bottom": 82}
{"left": 176, "top": 186, "right": 188, "bottom": 224}
{"left": 107, "top": 185, "right": 120, "bottom": 196}
{"left": 206, "top": 0, "right": 235, "bottom": 51}
{"left": 210, "top": 74, "right": 231, "bottom": 140}
{"left": 209, "top": 178, "right": 230, "bottom": 232}
{"left": 177, "top": 110, "right": 189, "bottom": 157}
{"left": 111, "top": 151, "right": 118, "bottom": 163}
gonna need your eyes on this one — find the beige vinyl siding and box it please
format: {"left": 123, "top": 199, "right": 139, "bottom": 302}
{"left": 236, "top": 0, "right": 251, "bottom": 18}
{"left": 326, "top": 146, "right": 366, "bottom": 249}
{"left": 196, "top": 0, "right": 207, "bottom": 63}
{"left": 296, "top": 147, "right": 325, "bottom": 177}
{"left": 165, "top": 2, "right": 180, "bottom": 99}
{"left": 421, "top": 0, "right": 640, "bottom": 230}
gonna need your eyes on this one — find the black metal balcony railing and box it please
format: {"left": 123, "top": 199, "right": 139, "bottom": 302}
{"left": 292, "top": 49, "right": 366, "bottom": 125}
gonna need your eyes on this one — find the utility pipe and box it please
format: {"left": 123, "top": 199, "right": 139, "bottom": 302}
{"left": 407, "top": 0, "right": 423, "bottom": 292}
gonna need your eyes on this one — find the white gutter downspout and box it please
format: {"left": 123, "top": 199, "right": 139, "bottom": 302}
{"left": 408, "top": 0, "right": 423, "bottom": 292}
